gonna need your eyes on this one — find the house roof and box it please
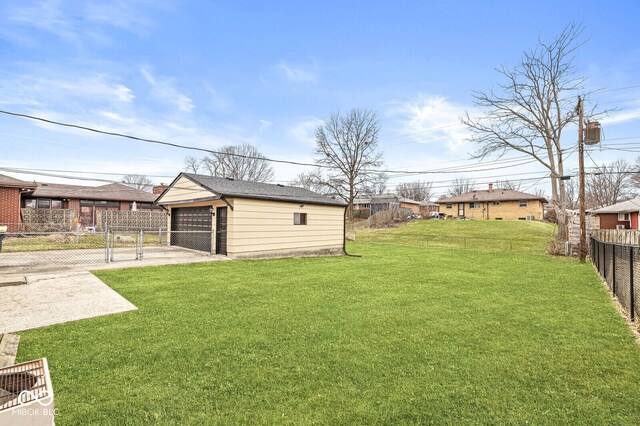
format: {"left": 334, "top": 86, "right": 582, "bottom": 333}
{"left": 589, "top": 197, "right": 640, "bottom": 214}
{"left": 0, "top": 173, "right": 37, "bottom": 189}
{"left": 371, "top": 194, "right": 421, "bottom": 205}
{"left": 439, "top": 189, "right": 548, "bottom": 204}
{"left": 31, "top": 182, "right": 158, "bottom": 202}
{"left": 161, "top": 173, "right": 347, "bottom": 207}
{"left": 352, "top": 197, "right": 371, "bottom": 204}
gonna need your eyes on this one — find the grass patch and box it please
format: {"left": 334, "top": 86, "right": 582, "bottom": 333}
{"left": 17, "top": 221, "right": 640, "bottom": 424}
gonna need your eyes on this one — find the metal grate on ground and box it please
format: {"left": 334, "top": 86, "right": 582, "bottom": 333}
{"left": 0, "top": 358, "right": 50, "bottom": 411}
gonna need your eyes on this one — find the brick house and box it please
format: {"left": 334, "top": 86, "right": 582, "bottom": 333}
{"left": 370, "top": 195, "right": 421, "bottom": 215}
{"left": 0, "top": 173, "right": 163, "bottom": 230}
{"left": 438, "top": 184, "right": 547, "bottom": 220}
{"left": 0, "top": 174, "right": 37, "bottom": 230}
{"left": 588, "top": 197, "right": 640, "bottom": 230}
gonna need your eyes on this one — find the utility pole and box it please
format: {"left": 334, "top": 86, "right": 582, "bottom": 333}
{"left": 578, "top": 96, "right": 586, "bottom": 263}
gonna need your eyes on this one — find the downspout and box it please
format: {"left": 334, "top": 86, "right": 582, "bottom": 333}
{"left": 343, "top": 205, "right": 361, "bottom": 257}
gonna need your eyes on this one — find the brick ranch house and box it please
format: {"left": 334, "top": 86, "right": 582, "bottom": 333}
{"left": 439, "top": 184, "right": 547, "bottom": 220}
{"left": 0, "top": 173, "right": 163, "bottom": 230}
{"left": 588, "top": 197, "right": 640, "bottom": 230}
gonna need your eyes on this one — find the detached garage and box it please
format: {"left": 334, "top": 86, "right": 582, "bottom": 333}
{"left": 156, "top": 173, "right": 347, "bottom": 258}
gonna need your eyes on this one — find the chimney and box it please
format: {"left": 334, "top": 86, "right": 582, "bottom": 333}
{"left": 153, "top": 183, "right": 168, "bottom": 195}
{"left": 488, "top": 183, "right": 494, "bottom": 193}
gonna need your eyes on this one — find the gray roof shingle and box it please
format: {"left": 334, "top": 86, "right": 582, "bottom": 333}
{"left": 181, "top": 173, "right": 347, "bottom": 206}
{"left": 0, "top": 173, "right": 37, "bottom": 188}
{"left": 589, "top": 197, "right": 640, "bottom": 214}
{"left": 32, "top": 182, "right": 158, "bottom": 202}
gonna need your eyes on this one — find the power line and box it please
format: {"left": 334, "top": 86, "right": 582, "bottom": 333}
{"left": 0, "top": 109, "right": 554, "bottom": 176}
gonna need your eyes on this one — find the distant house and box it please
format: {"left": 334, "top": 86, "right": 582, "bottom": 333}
{"left": 420, "top": 201, "right": 440, "bottom": 217}
{"left": 588, "top": 197, "right": 640, "bottom": 230}
{"left": 0, "top": 174, "right": 37, "bottom": 230}
{"left": 0, "top": 173, "right": 162, "bottom": 230}
{"left": 370, "top": 195, "right": 421, "bottom": 215}
{"left": 351, "top": 197, "right": 372, "bottom": 218}
{"left": 156, "top": 173, "right": 347, "bottom": 258}
{"left": 438, "top": 184, "right": 547, "bottom": 220}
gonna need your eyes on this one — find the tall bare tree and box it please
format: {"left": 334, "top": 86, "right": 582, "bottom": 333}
{"left": 314, "top": 108, "right": 385, "bottom": 217}
{"left": 496, "top": 180, "right": 522, "bottom": 191}
{"left": 448, "top": 178, "right": 476, "bottom": 196}
{"left": 122, "top": 174, "right": 153, "bottom": 192}
{"left": 184, "top": 155, "right": 201, "bottom": 173}
{"left": 199, "top": 144, "right": 275, "bottom": 182}
{"left": 290, "top": 170, "right": 333, "bottom": 195}
{"left": 396, "top": 180, "right": 433, "bottom": 201}
{"left": 362, "top": 174, "right": 389, "bottom": 197}
{"left": 461, "top": 23, "right": 592, "bottom": 241}
{"left": 632, "top": 156, "right": 640, "bottom": 190}
{"left": 586, "top": 158, "right": 635, "bottom": 208}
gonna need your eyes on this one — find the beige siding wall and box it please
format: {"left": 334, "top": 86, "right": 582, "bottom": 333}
{"left": 228, "top": 198, "right": 344, "bottom": 257}
{"left": 159, "top": 176, "right": 214, "bottom": 204}
{"left": 439, "top": 200, "right": 544, "bottom": 220}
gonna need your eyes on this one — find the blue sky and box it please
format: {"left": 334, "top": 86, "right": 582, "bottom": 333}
{"left": 1, "top": 0, "right": 640, "bottom": 198}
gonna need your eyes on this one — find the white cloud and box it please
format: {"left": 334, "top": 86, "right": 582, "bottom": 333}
{"left": 259, "top": 119, "right": 272, "bottom": 131}
{"left": 288, "top": 117, "right": 323, "bottom": 147}
{"left": 603, "top": 107, "right": 640, "bottom": 126}
{"left": 275, "top": 60, "right": 318, "bottom": 83}
{"left": 140, "top": 67, "right": 195, "bottom": 113}
{"left": 387, "top": 95, "right": 472, "bottom": 151}
{"left": 2, "top": 0, "right": 157, "bottom": 44}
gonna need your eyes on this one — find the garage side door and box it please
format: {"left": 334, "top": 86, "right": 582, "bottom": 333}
{"left": 170, "top": 207, "right": 212, "bottom": 253}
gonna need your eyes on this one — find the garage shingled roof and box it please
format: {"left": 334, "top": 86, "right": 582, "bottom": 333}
{"left": 179, "top": 173, "right": 347, "bottom": 206}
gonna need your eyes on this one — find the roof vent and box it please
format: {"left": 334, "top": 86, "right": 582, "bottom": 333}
{"left": 225, "top": 177, "right": 234, "bottom": 181}
{"left": 277, "top": 184, "right": 285, "bottom": 187}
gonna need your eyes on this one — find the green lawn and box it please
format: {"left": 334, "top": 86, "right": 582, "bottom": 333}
{"left": 17, "top": 221, "right": 640, "bottom": 424}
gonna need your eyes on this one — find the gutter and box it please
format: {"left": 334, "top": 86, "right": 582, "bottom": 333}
{"left": 343, "top": 205, "right": 361, "bottom": 257}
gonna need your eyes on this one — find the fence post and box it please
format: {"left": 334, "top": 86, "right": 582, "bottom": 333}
{"left": 139, "top": 230, "right": 144, "bottom": 261}
{"left": 105, "top": 230, "right": 111, "bottom": 263}
{"left": 612, "top": 244, "right": 616, "bottom": 296}
{"left": 631, "top": 247, "right": 635, "bottom": 322}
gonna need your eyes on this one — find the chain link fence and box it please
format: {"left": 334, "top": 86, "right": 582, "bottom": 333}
{"left": 591, "top": 237, "right": 639, "bottom": 321}
{"left": 0, "top": 230, "right": 214, "bottom": 272}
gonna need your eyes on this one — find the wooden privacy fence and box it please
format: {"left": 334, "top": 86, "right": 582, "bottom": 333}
{"left": 97, "top": 210, "right": 167, "bottom": 231}
{"left": 594, "top": 229, "right": 640, "bottom": 246}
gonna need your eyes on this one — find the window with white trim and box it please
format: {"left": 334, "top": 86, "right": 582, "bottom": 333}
{"left": 519, "top": 200, "right": 528, "bottom": 208}
{"left": 445, "top": 203, "right": 452, "bottom": 209}
{"left": 469, "top": 202, "right": 480, "bottom": 209}
{"left": 618, "top": 213, "right": 630, "bottom": 221}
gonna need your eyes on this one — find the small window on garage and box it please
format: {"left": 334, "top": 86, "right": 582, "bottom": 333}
{"left": 446, "top": 203, "right": 452, "bottom": 209}
{"left": 294, "top": 212, "right": 307, "bottom": 225}
{"left": 519, "top": 200, "right": 528, "bottom": 207}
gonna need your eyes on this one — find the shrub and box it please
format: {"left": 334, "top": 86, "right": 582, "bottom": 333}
{"left": 369, "top": 208, "right": 412, "bottom": 228}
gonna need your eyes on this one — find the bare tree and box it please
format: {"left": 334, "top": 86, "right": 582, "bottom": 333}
{"left": 496, "top": 180, "right": 522, "bottom": 191}
{"left": 448, "top": 178, "right": 476, "bottom": 196}
{"left": 122, "top": 174, "right": 153, "bottom": 192}
{"left": 396, "top": 180, "right": 433, "bottom": 201}
{"left": 586, "top": 159, "right": 635, "bottom": 208}
{"left": 290, "top": 170, "right": 333, "bottom": 195}
{"left": 362, "top": 174, "right": 389, "bottom": 197}
{"left": 461, "top": 23, "right": 595, "bottom": 241}
{"left": 184, "top": 155, "right": 201, "bottom": 173}
{"left": 314, "top": 108, "right": 385, "bottom": 217}
{"left": 563, "top": 179, "right": 579, "bottom": 209}
{"left": 632, "top": 156, "right": 640, "bottom": 190}
{"left": 200, "top": 144, "right": 275, "bottom": 182}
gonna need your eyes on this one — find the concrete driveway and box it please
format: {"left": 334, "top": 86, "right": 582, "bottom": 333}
{"left": 0, "top": 246, "right": 228, "bottom": 275}
{"left": 0, "top": 247, "right": 229, "bottom": 333}
{"left": 1, "top": 271, "right": 137, "bottom": 333}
